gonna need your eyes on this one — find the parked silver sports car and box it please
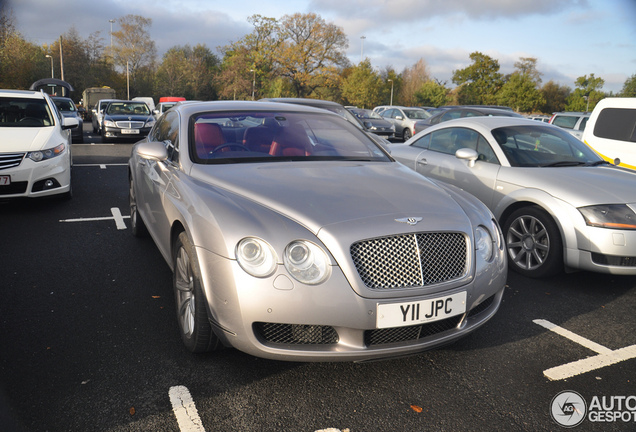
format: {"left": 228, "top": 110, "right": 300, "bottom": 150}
{"left": 391, "top": 116, "right": 636, "bottom": 278}
{"left": 128, "top": 101, "right": 507, "bottom": 361}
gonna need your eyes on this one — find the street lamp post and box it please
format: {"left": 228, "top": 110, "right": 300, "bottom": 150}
{"left": 109, "top": 19, "right": 115, "bottom": 57}
{"left": 250, "top": 69, "right": 256, "bottom": 100}
{"left": 360, "top": 36, "right": 366, "bottom": 61}
{"left": 45, "top": 55, "right": 54, "bottom": 78}
{"left": 388, "top": 79, "right": 394, "bottom": 106}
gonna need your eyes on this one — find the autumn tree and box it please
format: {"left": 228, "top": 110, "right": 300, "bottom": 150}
{"left": 341, "top": 60, "right": 382, "bottom": 108}
{"left": 215, "top": 45, "right": 254, "bottom": 100}
{"left": 566, "top": 74, "right": 605, "bottom": 111}
{"left": 275, "top": 12, "right": 349, "bottom": 97}
{"left": 452, "top": 52, "right": 504, "bottom": 105}
{"left": 399, "top": 59, "right": 430, "bottom": 106}
{"left": 538, "top": 81, "right": 570, "bottom": 113}
{"left": 111, "top": 14, "right": 157, "bottom": 97}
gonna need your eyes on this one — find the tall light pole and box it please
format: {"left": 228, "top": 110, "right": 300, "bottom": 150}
{"left": 250, "top": 69, "right": 256, "bottom": 100}
{"left": 45, "top": 55, "right": 54, "bottom": 78}
{"left": 109, "top": 19, "right": 115, "bottom": 57}
{"left": 388, "top": 79, "right": 394, "bottom": 106}
{"left": 360, "top": 36, "right": 366, "bottom": 61}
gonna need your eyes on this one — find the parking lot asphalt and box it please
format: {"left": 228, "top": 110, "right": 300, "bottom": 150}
{"left": 1, "top": 128, "right": 634, "bottom": 431}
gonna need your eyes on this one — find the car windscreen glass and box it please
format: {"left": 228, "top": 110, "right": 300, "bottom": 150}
{"left": 106, "top": 102, "right": 150, "bottom": 116}
{"left": 0, "top": 97, "right": 54, "bottom": 127}
{"left": 53, "top": 99, "right": 76, "bottom": 112}
{"left": 190, "top": 111, "right": 391, "bottom": 164}
{"left": 493, "top": 125, "right": 602, "bottom": 167}
{"left": 404, "top": 109, "right": 431, "bottom": 120}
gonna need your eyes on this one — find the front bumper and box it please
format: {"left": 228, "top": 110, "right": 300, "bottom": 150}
{"left": 0, "top": 152, "right": 71, "bottom": 198}
{"left": 103, "top": 126, "right": 151, "bottom": 140}
{"left": 566, "top": 226, "right": 636, "bottom": 275}
{"left": 196, "top": 247, "right": 506, "bottom": 362}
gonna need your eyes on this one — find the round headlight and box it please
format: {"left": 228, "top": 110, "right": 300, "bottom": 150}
{"left": 236, "top": 237, "right": 277, "bottom": 278}
{"left": 284, "top": 240, "right": 331, "bottom": 285}
{"left": 475, "top": 226, "right": 494, "bottom": 262}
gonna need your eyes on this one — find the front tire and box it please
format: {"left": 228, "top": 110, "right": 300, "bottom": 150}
{"left": 173, "top": 232, "right": 222, "bottom": 353}
{"left": 503, "top": 206, "right": 563, "bottom": 278}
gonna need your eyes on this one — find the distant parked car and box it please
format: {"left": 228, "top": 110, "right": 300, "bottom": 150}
{"left": 0, "top": 89, "right": 77, "bottom": 199}
{"left": 582, "top": 97, "right": 636, "bottom": 170}
{"left": 380, "top": 106, "right": 431, "bottom": 141}
{"left": 414, "top": 107, "right": 522, "bottom": 135}
{"left": 347, "top": 108, "right": 395, "bottom": 139}
{"left": 101, "top": 100, "right": 155, "bottom": 142}
{"left": 528, "top": 115, "right": 551, "bottom": 122}
{"left": 391, "top": 116, "right": 636, "bottom": 278}
{"left": 549, "top": 111, "right": 589, "bottom": 139}
{"left": 52, "top": 96, "right": 83, "bottom": 143}
{"left": 128, "top": 100, "right": 507, "bottom": 361}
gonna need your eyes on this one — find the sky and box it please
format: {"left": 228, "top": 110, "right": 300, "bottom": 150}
{"left": 7, "top": 0, "right": 636, "bottom": 94}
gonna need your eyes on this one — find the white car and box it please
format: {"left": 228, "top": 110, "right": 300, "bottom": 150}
{"left": 0, "top": 89, "right": 78, "bottom": 199}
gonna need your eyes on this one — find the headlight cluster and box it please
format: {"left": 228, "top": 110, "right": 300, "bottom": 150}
{"left": 579, "top": 204, "right": 636, "bottom": 230}
{"left": 103, "top": 119, "right": 116, "bottom": 127}
{"left": 236, "top": 237, "right": 331, "bottom": 285}
{"left": 27, "top": 143, "right": 66, "bottom": 162}
{"left": 475, "top": 221, "right": 501, "bottom": 262}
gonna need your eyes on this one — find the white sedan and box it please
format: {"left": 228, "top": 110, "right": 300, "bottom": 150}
{"left": 0, "top": 89, "right": 78, "bottom": 199}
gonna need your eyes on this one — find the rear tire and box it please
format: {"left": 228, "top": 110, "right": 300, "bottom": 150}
{"left": 173, "top": 232, "right": 222, "bottom": 353}
{"left": 403, "top": 128, "right": 412, "bottom": 141}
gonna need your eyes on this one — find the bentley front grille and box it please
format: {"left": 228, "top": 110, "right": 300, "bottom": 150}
{"left": 350, "top": 232, "right": 468, "bottom": 290}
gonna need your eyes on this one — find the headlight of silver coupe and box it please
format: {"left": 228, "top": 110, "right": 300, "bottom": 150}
{"left": 579, "top": 204, "right": 636, "bottom": 230}
{"left": 236, "top": 237, "right": 278, "bottom": 277}
{"left": 475, "top": 225, "right": 495, "bottom": 262}
{"left": 284, "top": 240, "right": 331, "bottom": 285}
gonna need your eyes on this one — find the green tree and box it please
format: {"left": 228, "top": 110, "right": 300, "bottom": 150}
{"left": 539, "top": 80, "right": 570, "bottom": 113}
{"left": 566, "top": 74, "right": 605, "bottom": 111}
{"left": 452, "top": 52, "right": 504, "bottom": 105}
{"left": 275, "top": 12, "right": 349, "bottom": 97}
{"left": 155, "top": 47, "right": 189, "bottom": 97}
{"left": 620, "top": 74, "right": 636, "bottom": 97}
{"left": 341, "top": 59, "right": 382, "bottom": 108}
{"left": 496, "top": 57, "right": 544, "bottom": 112}
{"left": 215, "top": 45, "right": 253, "bottom": 100}
{"left": 414, "top": 80, "right": 450, "bottom": 107}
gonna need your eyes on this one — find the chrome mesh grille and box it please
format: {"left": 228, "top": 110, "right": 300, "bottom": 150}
{"left": 350, "top": 232, "right": 468, "bottom": 290}
{"left": 0, "top": 153, "right": 25, "bottom": 170}
{"left": 254, "top": 323, "right": 339, "bottom": 345}
{"left": 115, "top": 121, "right": 144, "bottom": 129}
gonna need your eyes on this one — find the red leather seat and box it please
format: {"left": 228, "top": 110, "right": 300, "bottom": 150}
{"left": 243, "top": 126, "right": 275, "bottom": 154}
{"left": 194, "top": 123, "right": 225, "bottom": 158}
{"left": 270, "top": 126, "right": 310, "bottom": 157}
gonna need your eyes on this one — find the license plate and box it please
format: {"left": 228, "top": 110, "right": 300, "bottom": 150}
{"left": 376, "top": 291, "right": 467, "bottom": 328}
{"left": 0, "top": 175, "right": 10, "bottom": 186}
{"left": 121, "top": 129, "right": 139, "bottom": 134}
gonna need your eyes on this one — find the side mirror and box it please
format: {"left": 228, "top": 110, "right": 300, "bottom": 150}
{"left": 62, "top": 117, "right": 79, "bottom": 129}
{"left": 135, "top": 141, "right": 168, "bottom": 162}
{"left": 455, "top": 148, "right": 479, "bottom": 167}
{"left": 395, "top": 116, "right": 404, "bottom": 121}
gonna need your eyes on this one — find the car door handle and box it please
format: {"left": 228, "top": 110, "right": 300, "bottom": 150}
{"left": 417, "top": 158, "right": 427, "bottom": 166}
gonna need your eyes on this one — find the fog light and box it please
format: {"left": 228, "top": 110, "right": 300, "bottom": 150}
{"left": 44, "top": 180, "right": 55, "bottom": 188}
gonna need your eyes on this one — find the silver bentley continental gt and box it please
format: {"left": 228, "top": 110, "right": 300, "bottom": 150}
{"left": 128, "top": 101, "right": 507, "bottom": 361}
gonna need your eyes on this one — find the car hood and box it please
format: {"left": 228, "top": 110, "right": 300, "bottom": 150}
{"left": 190, "top": 161, "right": 472, "bottom": 236}
{"left": 0, "top": 127, "right": 56, "bottom": 152}
{"left": 499, "top": 165, "right": 636, "bottom": 206}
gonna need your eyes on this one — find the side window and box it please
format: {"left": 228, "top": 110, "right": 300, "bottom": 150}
{"left": 476, "top": 135, "right": 499, "bottom": 164}
{"left": 411, "top": 133, "right": 430, "bottom": 149}
{"left": 151, "top": 111, "right": 180, "bottom": 162}
{"left": 593, "top": 108, "right": 636, "bottom": 142}
{"left": 441, "top": 110, "right": 462, "bottom": 122}
{"left": 428, "top": 129, "right": 457, "bottom": 155}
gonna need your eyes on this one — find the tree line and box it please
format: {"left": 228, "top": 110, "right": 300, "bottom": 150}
{"left": 1, "top": 6, "right": 635, "bottom": 113}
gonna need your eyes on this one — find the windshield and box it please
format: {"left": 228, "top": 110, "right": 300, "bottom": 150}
{"left": 191, "top": 111, "right": 391, "bottom": 164}
{"left": 53, "top": 98, "right": 76, "bottom": 112}
{"left": 0, "top": 97, "right": 54, "bottom": 127}
{"left": 351, "top": 109, "right": 383, "bottom": 120}
{"left": 493, "top": 125, "right": 603, "bottom": 167}
{"left": 106, "top": 102, "right": 150, "bottom": 116}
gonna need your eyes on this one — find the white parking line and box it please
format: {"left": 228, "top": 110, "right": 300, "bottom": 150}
{"left": 534, "top": 319, "right": 636, "bottom": 381}
{"left": 59, "top": 207, "right": 129, "bottom": 230}
{"left": 169, "top": 386, "right": 206, "bottom": 432}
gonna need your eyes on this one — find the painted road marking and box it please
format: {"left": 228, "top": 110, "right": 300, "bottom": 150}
{"left": 534, "top": 319, "right": 636, "bottom": 381}
{"left": 169, "top": 386, "right": 206, "bottom": 432}
{"left": 59, "top": 207, "right": 129, "bottom": 230}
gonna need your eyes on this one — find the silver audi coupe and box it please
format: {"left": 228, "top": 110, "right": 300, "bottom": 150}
{"left": 128, "top": 101, "right": 507, "bottom": 361}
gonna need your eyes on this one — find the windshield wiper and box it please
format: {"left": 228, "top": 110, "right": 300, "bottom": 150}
{"left": 540, "top": 161, "right": 587, "bottom": 167}
{"left": 583, "top": 160, "right": 612, "bottom": 167}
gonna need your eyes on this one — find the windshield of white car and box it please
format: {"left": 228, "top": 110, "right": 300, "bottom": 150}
{"left": 190, "top": 111, "right": 391, "bottom": 164}
{"left": 492, "top": 125, "right": 602, "bottom": 168}
{"left": 105, "top": 102, "right": 150, "bottom": 116}
{"left": 0, "top": 97, "right": 55, "bottom": 127}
